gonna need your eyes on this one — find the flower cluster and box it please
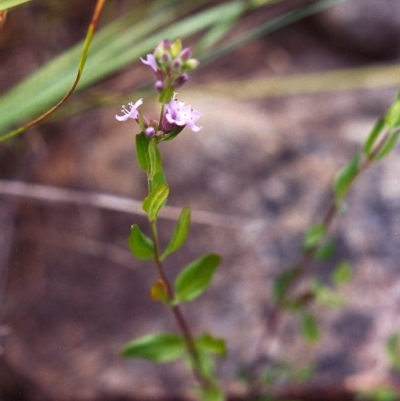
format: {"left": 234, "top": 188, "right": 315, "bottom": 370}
{"left": 141, "top": 39, "right": 199, "bottom": 95}
{"left": 116, "top": 39, "right": 201, "bottom": 141}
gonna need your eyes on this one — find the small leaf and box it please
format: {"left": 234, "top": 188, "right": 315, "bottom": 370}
{"left": 359, "top": 387, "right": 398, "bottom": 401}
{"left": 135, "top": 133, "right": 150, "bottom": 172}
{"left": 334, "top": 152, "right": 360, "bottom": 201}
{"left": 198, "top": 352, "right": 216, "bottom": 380}
{"left": 128, "top": 225, "right": 154, "bottom": 260}
{"left": 363, "top": 118, "right": 385, "bottom": 156}
{"left": 386, "top": 333, "right": 400, "bottom": 370}
{"left": 312, "top": 280, "right": 345, "bottom": 308}
{"left": 186, "top": 350, "right": 216, "bottom": 382}
{"left": 174, "top": 253, "right": 221, "bottom": 302}
{"left": 385, "top": 98, "right": 400, "bottom": 129}
{"left": 148, "top": 139, "right": 162, "bottom": 179}
{"left": 303, "top": 223, "right": 327, "bottom": 250}
{"left": 300, "top": 312, "right": 320, "bottom": 343}
{"left": 142, "top": 184, "right": 169, "bottom": 222}
{"left": 158, "top": 86, "right": 174, "bottom": 104}
{"left": 151, "top": 169, "right": 167, "bottom": 191}
{"left": 373, "top": 130, "right": 400, "bottom": 161}
{"left": 121, "top": 333, "right": 185, "bottom": 362}
{"left": 195, "top": 333, "right": 227, "bottom": 358}
{"left": 150, "top": 279, "right": 169, "bottom": 303}
{"left": 314, "top": 239, "right": 335, "bottom": 261}
{"left": 272, "top": 267, "right": 300, "bottom": 303}
{"left": 332, "top": 261, "right": 352, "bottom": 285}
{"left": 162, "top": 206, "right": 191, "bottom": 260}
{"left": 199, "top": 385, "right": 225, "bottom": 401}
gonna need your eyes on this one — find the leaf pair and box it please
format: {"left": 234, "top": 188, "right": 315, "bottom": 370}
{"left": 136, "top": 133, "right": 166, "bottom": 188}
{"left": 121, "top": 331, "right": 226, "bottom": 362}
{"left": 128, "top": 206, "right": 191, "bottom": 260}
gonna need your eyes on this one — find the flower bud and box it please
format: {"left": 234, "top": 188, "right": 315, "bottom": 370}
{"left": 145, "top": 126, "right": 155, "bottom": 137}
{"left": 155, "top": 80, "right": 164, "bottom": 92}
{"left": 150, "top": 279, "right": 169, "bottom": 303}
{"left": 170, "top": 38, "right": 182, "bottom": 58}
{"left": 172, "top": 58, "right": 182, "bottom": 70}
{"left": 180, "top": 47, "right": 192, "bottom": 61}
{"left": 174, "top": 73, "right": 189, "bottom": 88}
{"left": 183, "top": 58, "right": 200, "bottom": 71}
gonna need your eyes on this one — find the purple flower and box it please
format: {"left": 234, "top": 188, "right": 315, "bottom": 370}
{"left": 145, "top": 126, "right": 156, "bottom": 137}
{"left": 165, "top": 97, "right": 201, "bottom": 132}
{"left": 140, "top": 54, "right": 158, "bottom": 72}
{"left": 115, "top": 99, "right": 143, "bottom": 122}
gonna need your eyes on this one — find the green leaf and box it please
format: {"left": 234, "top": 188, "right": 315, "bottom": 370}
{"left": 373, "top": 130, "right": 400, "bottom": 161}
{"left": 300, "top": 312, "right": 320, "bottom": 343}
{"left": 359, "top": 387, "right": 398, "bottom": 401}
{"left": 312, "top": 280, "right": 345, "bottom": 308}
{"left": 363, "top": 118, "right": 385, "bottom": 156}
{"left": 334, "top": 152, "right": 360, "bottom": 201}
{"left": 303, "top": 223, "right": 327, "bottom": 250}
{"left": 142, "top": 184, "right": 169, "bottom": 222}
{"left": 332, "top": 261, "right": 352, "bottom": 285}
{"left": 148, "top": 139, "right": 162, "bottom": 179}
{"left": 386, "top": 333, "right": 400, "bottom": 370}
{"left": 385, "top": 98, "right": 400, "bottom": 129}
{"left": 272, "top": 267, "right": 300, "bottom": 303}
{"left": 195, "top": 333, "right": 227, "bottom": 358}
{"left": 162, "top": 206, "right": 191, "bottom": 260}
{"left": 135, "top": 133, "right": 150, "bottom": 172}
{"left": 0, "top": 0, "right": 31, "bottom": 10}
{"left": 158, "top": 86, "right": 174, "bottom": 104}
{"left": 151, "top": 168, "right": 167, "bottom": 192}
{"left": 314, "top": 239, "right": 335, "bottom": 261}
{"left": 121, "top": 333, "right": 185, "bottom": 362}
{"left": 128, "top": 225, "right": 154, "bottom": 261}
{"left": 174, "top": 253, "right": 221, "bottom": 302}
{"left": 200, "top": 385, "right": 225, "bottom": 401}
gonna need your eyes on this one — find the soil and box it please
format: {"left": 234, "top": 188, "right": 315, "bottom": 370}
{"left": 1, "top": 1, "right": 400, "bottom": 400}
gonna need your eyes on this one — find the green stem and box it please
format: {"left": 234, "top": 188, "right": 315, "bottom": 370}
{"left": 285, "top": 129, "right": 392, "bottom": 299}
{"left": 147, "top": 175, "right": 213, "bottom": 391}
{"left": 159, "top": 103, "right": 165, "bottom": 130}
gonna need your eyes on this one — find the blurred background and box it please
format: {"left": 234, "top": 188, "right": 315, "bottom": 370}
{"left": 2, "top": 0, "right": 400, "bottom": 400}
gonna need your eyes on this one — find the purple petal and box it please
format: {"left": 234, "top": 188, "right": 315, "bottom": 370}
{"left": 115, "top": 99, "right": 143, "bottom": 122}
{"left": 140, "top": 54, "right": 158, "bottom": 72}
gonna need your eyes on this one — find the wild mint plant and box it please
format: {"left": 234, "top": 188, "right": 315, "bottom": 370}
{"left": 116, "top": 39, "right": 225, "bottom": 401}
{"left": 235, "top": 93, "right": 400, "bottom": 397}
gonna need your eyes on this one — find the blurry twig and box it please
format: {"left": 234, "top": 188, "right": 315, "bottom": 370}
{"left": 0, "top": 180, "right": 247, "bottom": 227}
{"left": 0, "top": 0, "right": 107, "bottom": 142}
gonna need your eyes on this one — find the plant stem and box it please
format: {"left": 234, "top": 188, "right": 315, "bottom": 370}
{"left": 296, "top": 129, "right": 391, "bottom": 278}
{"left": 263, "top": 129, "right": 392, "bottom": 340}
{"left": 148, "top": 189, "right": 213, "bottom": 391}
